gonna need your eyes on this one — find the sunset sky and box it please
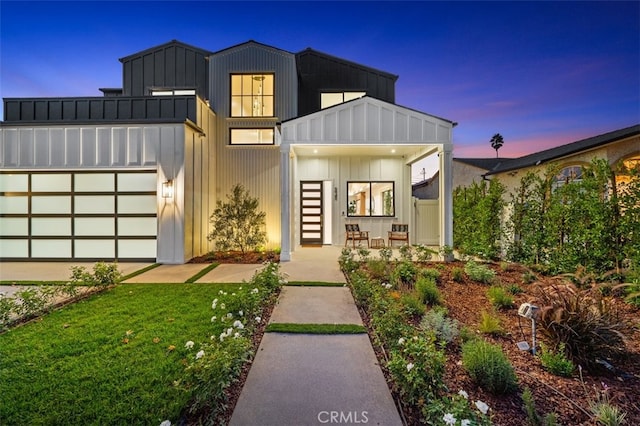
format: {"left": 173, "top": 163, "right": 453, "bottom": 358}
{"left": 1, "top": 1, "right": 638, "bottom": 180}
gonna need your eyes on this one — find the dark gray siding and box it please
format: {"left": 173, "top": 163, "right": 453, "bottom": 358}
{"left": 296, "top": 49, "right": 397, "bottom": 116}
{"left": 3, "top": 96, "right": 198, "bottom": 124}
{"left": 120, "top": 41, "right": 211, "bottom": 99}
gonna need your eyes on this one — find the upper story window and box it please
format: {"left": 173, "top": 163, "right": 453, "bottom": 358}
{"left": 321, "top": 92, "right": 366, "bottom": 109}
{"left": 231, "top": 74, "right": 274, "bottom": 117}
{"left": 230, "top": 128, "right": 274, "bottom": 145}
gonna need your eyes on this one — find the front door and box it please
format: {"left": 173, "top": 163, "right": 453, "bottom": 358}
{"left": 300, "top": 181, "right": 323, "bottom": 245}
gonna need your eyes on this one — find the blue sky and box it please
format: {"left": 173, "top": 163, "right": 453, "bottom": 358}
{"left": 1, "top": 1, "right": 639, "bottom": 170}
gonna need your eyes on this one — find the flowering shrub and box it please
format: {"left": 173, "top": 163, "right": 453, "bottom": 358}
{"left": 70, "top": 262, "right": 122, "bottom": 286}
{"left": 180, "top": 261, "right": 284, "bottom": 423}
{"left": 388, "top": 333, "right": 445, "bottom": 406}
{"left": 422, "top": 391, "right": 492, "bottom": 425}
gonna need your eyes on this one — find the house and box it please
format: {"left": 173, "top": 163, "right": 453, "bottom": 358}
{"left": 483, "top": 124, "right": 640, "bottom": 193}
{"left": 0, "top": 40, "right": 455, "bottom": 263}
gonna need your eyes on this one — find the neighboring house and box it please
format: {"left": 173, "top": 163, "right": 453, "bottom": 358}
{"left": 0, "top": 40, "right": 455, "bottom": 263}
{"left": 484, "top": 124, "right": 640, "bottom": 194}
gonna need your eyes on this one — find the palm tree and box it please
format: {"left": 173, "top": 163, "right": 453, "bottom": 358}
{"left": 490, "top": 133, "right": 504, "bottom": 158}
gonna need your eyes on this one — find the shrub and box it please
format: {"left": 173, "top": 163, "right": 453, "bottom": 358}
{"left": 388, "top": 333, "right": 446, "bottom": 405}
{"left": 208, "top": 184, "right": 267, "bottom": 253}
{"left": 391, "top": 261, "right": 418, "bottom": 289}
{"left": 339, "top": 248, "right": 358, "bottom": 273}
{"left": 464, "top": 260, "right": 496, "bottom": 284}
{"left": 538, "top": 343, "right": 574, "bottom": 377}
{"left": 478, "top": 310, "right": 503, "bottom": 335}
{"left": 534, "top": 282, "right": 629, "bottom": 368}
{"left": 462, "top": 340, "right": 518, "bottom": 394}
{"left": 70, "top": 262, "right": 122, "bottom": 286}
{"left": 366, "top": 259, "right": 388, "bottom": 281}
{"left": 487, "top": 286, "right": 514, "bottom": 309}
{"left": 415, "top": 244, "right": 436, "bottom": 262}
{"left": 420, "top": 309, "right": 459, "bottom": 345}
{"left": 399, "top": 244, "right": 414, "bottom": 261}
{"left": 371, "top": 302, "right": 411, "bottom": 349}
{"left": 522, "top": 387, "right": 558, "bottom": 426}
{"left": 451, "top": 267, "right": 465, "bottom": 282}
{"left": 420, "top": 268, "right": 441, "bottom": 283}
{"left": 507, "top": 284, "right": 524, "bottom": 295}
{"left": 415, "top": 277, "right": 441, "bottom": 306}
{"left": 378, "top": 246, "right": 393, "bottom": 262}
{"left": 400, "top": 293, "right": 426, "bottom": 318}
{"left": 522, "top": 270, "right": 537, "bottom": 284}
{"left": 356, "top": 247, "right": 371, "bottom": 262}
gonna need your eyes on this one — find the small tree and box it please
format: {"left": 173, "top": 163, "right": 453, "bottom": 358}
{"left": 490, "top": 133, "right": 504, "bottom": 158}
{"left": 208, "top": 184, "right": 267, "bottom": 253}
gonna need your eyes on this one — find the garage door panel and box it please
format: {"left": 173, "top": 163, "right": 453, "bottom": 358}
{"left": 75, "top": 218, "right": 115, "bottom": 236}
{"left": 32, "top": 196, "right": 71, "bottom": 214}
{"left": 75, "top": 196, "right": 115, "bottom": 214}
{"left": 0, "top": 171, "right": 158, "bottom": 261}
{"left": 32, "top": 218, "right": 72, "bottom": 236}
{"left": 75, "top": 240, "right": 116, "bottom": 258}
{"left": 32, "top": 240, "right": 72, "bottom": 258}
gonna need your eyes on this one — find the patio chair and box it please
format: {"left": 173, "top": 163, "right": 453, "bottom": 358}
{"left": 345, "top": 224, "right": 369, "bottom": 248}
{"left": 388, "top": 224, "right": 409, "bottom": 247}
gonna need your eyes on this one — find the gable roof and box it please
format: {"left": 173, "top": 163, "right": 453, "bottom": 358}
{"left": 454, "top": 158, "right": 507, "bottom": 170}
{"left": 212, "top": 40, "right": 294, "bottom": 56}
{"left": 119, "top": 39, "right": 212, "bottom": 62}
{"left": 485, "top": 124, "right": 640, "bottom": 175}
{"left": 296, "top": 48, "right": 399, "bottom": 81}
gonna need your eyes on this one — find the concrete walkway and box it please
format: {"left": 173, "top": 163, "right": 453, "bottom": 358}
{"left": 230, "top": 259, "right": 403, "bottom": 425}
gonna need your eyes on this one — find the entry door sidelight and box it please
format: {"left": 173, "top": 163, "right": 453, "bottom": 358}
{"left": 300, "top": 181, "right": 323, "bottom": 245}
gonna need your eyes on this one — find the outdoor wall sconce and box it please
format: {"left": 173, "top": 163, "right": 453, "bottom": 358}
{"left": 162, "top": 180, "right": 174, "bottom": 198}
{"left": 334, "top": 186, "right": 338, "bottom": 201}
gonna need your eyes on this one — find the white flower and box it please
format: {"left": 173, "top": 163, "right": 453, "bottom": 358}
{"left": 232, "top": 293, "right": 236, "bottom": 296}
{"left": 406, "top": 362, "right": 414, "bottom": 372}
{"left": 185, "top": 341, "right": 194, "bottom": 349}
{"left": 461, "top": 420, "right": 471, "bottom": 426}
{"left": 255, "top": 316, "right": 262, "bottom": 323}
{"left": 195, "top": 350, "right": 205, "bottom": 359}
{"left": 443, "top": 413, "right": 456, "bottom": 426}
{"left": 398, "top": 337, "right": 405, "bottom": 345}
{"left": 458, "top": 389, "right": 468, "bottom": 399}
{"left": 160, "top": 421, "right": 172, "bottom": 426}
{"left": 226, "top": 327, "right": 234, "bottom": 336}
{"left": 233, "top": 320, "right": 244, "bottom": 329}
{"left": 211, "top": 298, "right": 218, "bottom": 309}
{"left": 219, "top": 290, "right": 224, "bottom": 295}
{"left": 239, "top": 310, "right": 244, "bottom": 316}
{"left": 252, "top": 288, "right": 259, "bottom": 294}
{"left": 226, "top": 312, "right": 233, "bottom": 319}
{"left": 234, "top": 332, "right": 240, "bottom": 338}
{"left": 211, "top": 316, "right": 217, "bottom": 322}
{"left": 219, "top": 333, "right": 226, "bottom": 342}
{"left": 475, "top": 400, "right": 489, "bottom": 415}
{"left": 220, "top": 303, "right": 226, "bottom": 310}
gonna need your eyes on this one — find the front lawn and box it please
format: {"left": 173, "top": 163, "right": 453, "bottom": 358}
{"left": 0, "top": 265, "right": 282, "bottom": 425}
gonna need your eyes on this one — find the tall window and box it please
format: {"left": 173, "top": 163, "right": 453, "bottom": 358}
{"left": 230, "top": 128, "right": 274, "bottom": 145}
{"left": 552, "top": 165, "right": 583, "bottom": 190}
{"left": 347, "top": 181, "right": 394, "bottom": 217}
{"left": 321, "top": 92, "right": 366, "bottom": 109}
{"left": 231, "top": 74, "right": 274, "bottom": 117}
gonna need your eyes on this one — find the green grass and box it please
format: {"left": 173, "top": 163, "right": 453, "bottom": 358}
{"left": 120, "top": 263, "right": 161, "bottom": 281}
{"left": 266, "top": 323, "right": 366, "bottom": 334}
{"left": 0, "top": 282, "right": 246, "bottom": 425}
{"left": 185, "top": 263, "right": 219, "bottom": 283}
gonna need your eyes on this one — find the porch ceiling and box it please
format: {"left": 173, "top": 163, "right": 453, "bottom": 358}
{"left": 291, "top": 144, "right": 438, "bottom": 164}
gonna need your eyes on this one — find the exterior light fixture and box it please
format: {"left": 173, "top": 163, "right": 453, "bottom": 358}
{"left": 517, "top": 303, "right": 539, "bottom": 355}
{"left": 162, "top": 180, "right": 174, "bottom": 198}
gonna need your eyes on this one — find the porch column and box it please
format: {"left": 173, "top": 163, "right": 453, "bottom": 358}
{"left": 279, "top": 145, "right": 291, "bottom": 262}
{"left": 439, "top": 144, "right": 454, "bottom": 248}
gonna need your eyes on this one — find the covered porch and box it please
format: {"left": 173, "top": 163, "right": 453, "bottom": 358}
{"left": 278, "top": 97, "right": 454, "bottom": 261}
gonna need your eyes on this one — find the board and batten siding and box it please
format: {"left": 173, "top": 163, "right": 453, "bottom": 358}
{"left": 206, "top": 42, "right": 298, "bottom": 249}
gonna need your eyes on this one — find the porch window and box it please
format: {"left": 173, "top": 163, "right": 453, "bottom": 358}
{"left": 321, "top": 92, "right": 366, "bottom": 109}
{"left": 347, "top": 181, "right": 394, "bottom": 217}
{"left": 230, "top": 128, "right": 275, "bottom": 145}
{"left": 231, "top": 74, "right": 274, "bottom": 117}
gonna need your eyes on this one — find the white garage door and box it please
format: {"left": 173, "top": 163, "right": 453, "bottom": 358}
{"left": 0, "top": 171, "right": 157, "bottom": 261}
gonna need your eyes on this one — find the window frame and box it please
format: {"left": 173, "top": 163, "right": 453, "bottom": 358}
{"left": 229, "top": 128, "right": 275, "bottom": 146}
{"left": 321, "top": 92, "right": 366, "bottom": 109}
{"left": 347, "top": 181, "right": 395, "bottom": 217}
{"left": 230, "top": 73, "right": 275, "bottom": 118}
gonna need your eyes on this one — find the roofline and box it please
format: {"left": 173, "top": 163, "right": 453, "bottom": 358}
{"left": 296, "top": 47, "right": 399, "bottom": 81}
{"left": 280, "top": 95, "right": 455, "bottom": 126}
{"left": 212, "top": 39, "right": 294, "bottom": 56}
{"left": 484, "top": 124, "right": 640, "bottom": 176}
{"left": 119, "top": 39, "right": 213, "bottom": 62}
